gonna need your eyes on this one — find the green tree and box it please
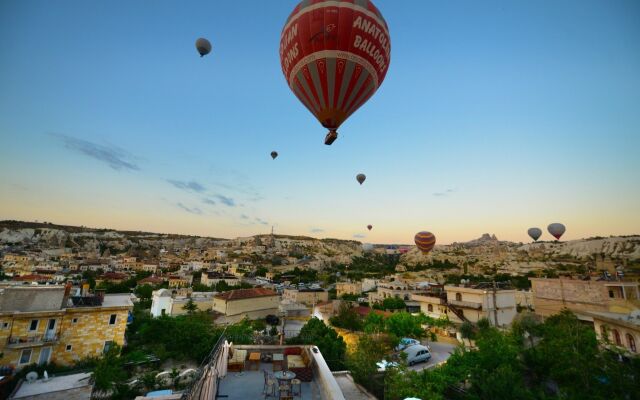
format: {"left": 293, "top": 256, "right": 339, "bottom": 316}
{"left": 363, "top": 312, "right": 385, "bottom": 334}
{"left": 381, "top": 297, "right": 406, "bottom": 310}
{"left": 290, "top": 317, "right": 346, "bottom": 370}
{"left": 92, "top": 344, "right": 127, "bottom": 392}
{"left": 384, "top": 312, "right": 424, "bottom": 339}
{"left": 347, "top": 334, "right": 390, "bottom": 396}
{"left": 329, "top": 302, "right": 363, "bottom": 331}
{"left": 183, "top": 298, "right": 198, "bottom": 314}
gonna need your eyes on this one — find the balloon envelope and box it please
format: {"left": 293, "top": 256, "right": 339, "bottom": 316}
{"left": 528, "top": 227, "right": 542, "bottom": 242}
{"left": 356, "top": 174, "right": 366, "bottom": 185}
{"left": 367, "top": 225, "right": 372, "bottom": 231}
{"left": 414, "top": 231, "right": 436, "bottom": 254}
{"left": 547, "top": 223, "right": 566, "bottom": 240}
{"left": 279, "top": 0, "right": 391, "bottom": 144}
{"left": 196, "top": 38, "right": 212, "bottom": 57}
{"left": 271, "top": 151, "right": 278, "bottom": 159}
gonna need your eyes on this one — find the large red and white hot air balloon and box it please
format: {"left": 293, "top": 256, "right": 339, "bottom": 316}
{"left": 279, "top": 0, "right": 391, "bottom": 145}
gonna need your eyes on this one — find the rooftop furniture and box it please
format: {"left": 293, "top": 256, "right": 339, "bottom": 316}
{"left": 228, "top": 348, "right": 247, "bottom": 372}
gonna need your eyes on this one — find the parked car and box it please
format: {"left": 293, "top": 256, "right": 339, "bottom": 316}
{"left": 403, "top": 344, "right": 431, "bottom": 366}
{"left": 376, "top": 359, "right": 399, "bottom": 372}
{"left": 395, "top": 338, "right": 420, "bottom": 351}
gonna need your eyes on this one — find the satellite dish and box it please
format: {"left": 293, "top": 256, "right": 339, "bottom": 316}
{"left": 26, "top": 371, "right": 38, "bottom": 383}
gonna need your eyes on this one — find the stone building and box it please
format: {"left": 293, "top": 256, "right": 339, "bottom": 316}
{"left": 282, "top": 288, "right": 328, "bottom": 306}
{"left": 212, "top": 288, "right": 279, "bottom": 324}
{"left": 0, "top": 284, "right": 132, "bottom": 370}
{"left": 336, "top": 282, "right": 362, "bottom": 298}
{"left": 529, "top": 278, "right": 640, "bottom": 317}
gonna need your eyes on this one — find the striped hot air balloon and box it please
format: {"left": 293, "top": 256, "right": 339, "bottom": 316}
{"left": 279, "top": 0, "right": 391, "bottom": 145}
{"left": 414, "top": 231, "right": 436, "bottom": 254}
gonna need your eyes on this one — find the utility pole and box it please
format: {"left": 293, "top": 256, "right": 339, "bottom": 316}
{"left": 492, "top": 280, "right": 499, "bottom": 327}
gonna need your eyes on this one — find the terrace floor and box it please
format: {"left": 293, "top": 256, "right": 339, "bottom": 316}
{"left": 217, "top": 367, "right": 323, "bottom": 400}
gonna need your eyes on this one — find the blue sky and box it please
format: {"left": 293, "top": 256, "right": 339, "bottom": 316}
{"left": 1, "top": 0, "right": 639, "bottom": 244}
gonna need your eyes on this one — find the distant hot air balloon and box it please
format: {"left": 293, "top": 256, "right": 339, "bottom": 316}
{"left": 279, "top": 0, "right": 391, "bottom": 145}
{"left": 195, "top": 38, "right": 212, "bottom": 57}
{"left": 547, "top": 223, "right": 566, "bottom": 240}
{"left": 271, "top": 151, "right": 278, "bottom": 160}
{"left": 356, "top": 174, "right": 366, "bottom": 185}
{"left": 367, "top": 225, "right": 372, "bottom": 231}
{"left": 528, "top": 227, "right": 542, "bottom": 242}
{"left": 414, "top": 231, "right": 436, "bottom": 254}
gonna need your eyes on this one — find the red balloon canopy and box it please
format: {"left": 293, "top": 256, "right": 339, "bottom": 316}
{"left": 279, "top": 0, "right": 391, "bottom": 144}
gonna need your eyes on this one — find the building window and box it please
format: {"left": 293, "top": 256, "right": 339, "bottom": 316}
{"left": 600, "top": 325, "right": 608, "bottom": 341}
{"left": 456, "top": 293, "right": 462, "bottom": 301}
{"left": 109, "top": 314, "right": 117, "bottom": 325}
{"left": 609, "top": 290, "right": 614, "bottom": 298}
{"left": 103, "top": 341, "right": 114, "bottom": 354}
{"left": 427, "top": 304, "right": 433, "bottom": 312}
{"left": 1, "top": 322, "right": 8, "bottom": 329}
{"left": 29, "top": 319, "right": 39, "bottom": 331}
{"left": 612, "top": 329, "right": 622, "bottom": 346}
{"left": 66, "top": 345, "right": 72, "bottom": 351}
{"left": 72, "top": 318, "right": 78, "bottom": 324}
{"left": 19, "top": 349, "right": 32, "bottom": 364}
{"left": 627, "top": 334, "right": 637, "bottom": 353}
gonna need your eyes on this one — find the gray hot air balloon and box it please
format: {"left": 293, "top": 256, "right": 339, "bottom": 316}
{"left": 527, "top": 227, "right": 542, "bottom": 242}
{"left": 195, "top": 38, "right": 212, "bottom": 57}
{"left": 547, "top": 223, "right": 566, "bottom": 240}
{"left": 270, "top": 151, "right": 278, "bottom": 160}
{"left": 356, "top": 173, "right": 366, "bottom": 185}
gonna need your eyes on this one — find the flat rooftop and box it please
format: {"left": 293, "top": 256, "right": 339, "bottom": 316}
{"left": 11, "top": 372, "right": 92, "bottom": 398}
{"left": 218, "top": 369, "right": 322, "bottom": 400}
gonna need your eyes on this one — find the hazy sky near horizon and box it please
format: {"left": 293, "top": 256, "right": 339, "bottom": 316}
{"left": 1, "top": 0, "right": 639, "bottom": 244}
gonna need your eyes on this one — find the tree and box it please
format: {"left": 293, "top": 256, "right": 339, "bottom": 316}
{"left": 329, "top": 302, "right": 363, "bottom": 331}
{"left": 183, "top": 298, "right": 198, "bottom": 314}
{"left": 347, "top": 334, "right": 391, "bottom": 396}
{"left": 384, "top": 312, "right": 424, "bottom": 339}
{"left": 92, "top": 344, "right": 127, "bottom": 392}
{"left": 459, "top": 321, "right": 474, "bottom": 347}
{"left": 381, "top": 297, "right": 406, "bottom": 310}
{"left": 290, "top": 317, "right": 346, "bottom": 370}
{"left": 363, "top": 312, "right": 385, "bottom": 334}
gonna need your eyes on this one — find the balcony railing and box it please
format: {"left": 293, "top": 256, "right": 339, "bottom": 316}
{"left": 6, "top": 334, "right": 59, "bottom": 348}
{"left": 448, "top": 299, "right": 482, "bottom": 310}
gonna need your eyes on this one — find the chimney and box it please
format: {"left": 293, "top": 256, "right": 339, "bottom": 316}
{"left": 62, "top": 281, "right": 72, "bottom": 308}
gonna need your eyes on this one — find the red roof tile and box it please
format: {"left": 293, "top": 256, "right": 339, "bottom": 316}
{"left": 214, "top": 288, "right": 278, "bottom": 301}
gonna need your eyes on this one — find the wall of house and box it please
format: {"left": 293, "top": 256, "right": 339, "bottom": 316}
{"left": 212, "top": 295, "right": 280, "bottom": 317}
{"left": 594, "top": 318, "right": 639, "bottom": 355}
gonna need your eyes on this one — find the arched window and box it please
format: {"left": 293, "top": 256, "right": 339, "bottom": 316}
{"left": 455, "top": 293, "right": 462, "bottom": 301}
{"left": 427, "top": 304, "right": 433, "bottom": 312}
{"left": 404, "top": 294, "right": 409, "bottom": 301}
{"left": 612, "top": 329, "right": 622, "bottom": 346}
{"left": 627, "top": 334, "right": 637, "bottom": 353}
{"left": 600, "top": 325, "right": 608, "bottom": 341}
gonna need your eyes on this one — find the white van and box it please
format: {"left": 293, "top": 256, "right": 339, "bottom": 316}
{"left": 403, "top": 344, "right": 431, "bottom": 366}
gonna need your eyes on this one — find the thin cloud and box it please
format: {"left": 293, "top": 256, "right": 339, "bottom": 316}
{"left": 433, "top": 187, "right": 458, "bottom": 197}
{"left": 167, "top": 179, "right": 206, "bottom": 193}
{"left": 255, "top": 217, "right": 268, "bottom": 225}
{"left": 353, "top": 234, "right": 366, "bottom": 239}
{"left": 240, "top": 214, "right": 249, "bottom": 220}
{"left": 310, "top": 228, "right": 324, "bottom": 233}
{"left": 215, "top": 194, "right": 236, "bottom": 207}
{"left": 51, "top": 133, "right": 139, "bottom": 171}
{"left": 202, "top": 198, "right": 216, "bottom": 205}
{"left": 176, "top": 202, "right": 203, "bottom": 215}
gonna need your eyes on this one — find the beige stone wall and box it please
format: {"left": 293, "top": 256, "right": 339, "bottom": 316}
{"left": 169, "top": 298, "right": 214, "bottom": 316}
{"left": 0, "top": 307, "right": 129, "bottom": 369}
{"left": 336, "top": 283, "right": 362, "bottom": 297}
{"left": 283, "top": 290, "right": 328, "bottom": 306}
{"left": 594, "top": 317, "right": 639, "bottom": 355}
{"left": 213, "top": 295, "right": 280, "bottom": 316}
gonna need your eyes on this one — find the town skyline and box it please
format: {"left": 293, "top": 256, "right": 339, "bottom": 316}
{"left": 2, "top": 0, "right": 639, "bottom": 245}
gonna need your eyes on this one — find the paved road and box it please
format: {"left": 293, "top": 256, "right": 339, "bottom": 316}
{"left": 408, "top": 340, "right": 457, "bottom": 371}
